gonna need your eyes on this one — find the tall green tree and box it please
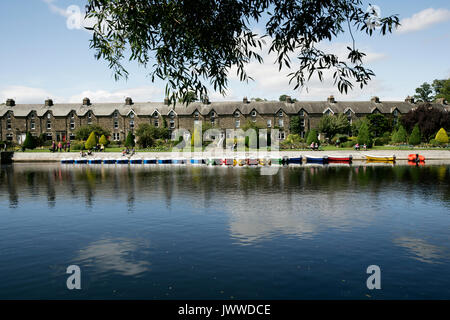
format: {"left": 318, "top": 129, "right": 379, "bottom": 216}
{"left": 366, "top": 113, "right": 389, "bottom": 137}
{"left": 85, "top": 131, "right": 98, "bottom": 150}
{"left": 414, "top": 82, "right": 434, "bottom": 102}
{"left": 318, "top": 114, "right": 350, "bottom": 139}
{"left": 408, "top": 125, "right": 421, "bottom": 145}
{"left": 357, "top": 122, "right": 372, "bottom": 146}
{"left": 86, "top": 1, "right": 399, "bottom": 103}
{"left": 392, "top": 125, "right": 407, "bottom": 143}
{"left": 22, "top": 132, "right": 37, "bottom": 150}
{"left": 435, "top": 128, "right": 449, "bottom": 144}
{"left": 432, "top": 79, "right": 450, "bottom": 102}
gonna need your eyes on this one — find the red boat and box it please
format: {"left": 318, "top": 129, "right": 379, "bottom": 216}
{"left": 328, "top": 156, "right": 352, "bottom": 163}
{"left": 408, "top": 154, "right": 425, "bottom": 162}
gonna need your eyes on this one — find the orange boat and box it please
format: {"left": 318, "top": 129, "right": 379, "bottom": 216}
{"left": 408, "top": 154, "right": 425, "bottom": 162}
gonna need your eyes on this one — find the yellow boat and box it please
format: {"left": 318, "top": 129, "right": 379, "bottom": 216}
{"left": 365, "top": 155, "right": 396, "bottom": 162}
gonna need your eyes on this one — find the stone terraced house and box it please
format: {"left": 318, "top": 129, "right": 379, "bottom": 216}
{"left": 0, "top": 95, "right": 448, "bottom": 144}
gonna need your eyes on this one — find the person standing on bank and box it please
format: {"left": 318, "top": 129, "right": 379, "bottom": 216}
{"left": 66, "top": 141, "right": 71, "bottom": 152}
{"left": 58, "top": 141, "right": 62, "bottom": 152}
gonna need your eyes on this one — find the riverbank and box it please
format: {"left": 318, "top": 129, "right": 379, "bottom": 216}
{"left": 8, "top": 149, "right": 450, "bottom": 162}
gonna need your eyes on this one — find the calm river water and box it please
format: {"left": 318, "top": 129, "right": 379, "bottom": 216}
{"left": 0, "top": 163, "right": 449, "bottom": 299}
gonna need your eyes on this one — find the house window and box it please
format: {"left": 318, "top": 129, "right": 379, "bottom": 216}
{"left": 154, "top": 119, "right": 159, "bottom": 127}
{"left": 234, "top": 111, "right": 240, "bottom": 118}
{"left": 278, "top": 111, "right": 283, "bottom": 117}
{"left": 169, "top": 111, "right": 175, "bottom": 118}
{"left": 114, "top": 111, "right": 118, "bottom": 118}
{"left": 47, "top": 121, "right": 51, "bottom": 130}
{"left": 324, "top": 109, "right": 332, "bottom": 116}
{"left": 267, "top": 119, "right": 272, "bottom": 128}
{"left": 278, "top": 131, "right": 285, "bottom": 140}
{"left": 251, "top": 110, "right": 257, "bottom": 117}
{"left": 235, "top": 120, "right": 240, "bottom": 128}
{"left": 6, "top": 134, "right": 13, "bottom": 141}
{"left": 113, "top": 133, "right": 120, "bottom": 141}
{"left": 299, "top": 110, "right": 304, "bottom": 116}
{"left": 70, "top": 120, "right": 75, "bottom": 130}
{"left": 31, "top": 121, "right": 35, "bottom": 130}
{"left": 69, "top": 134, "right": 76, "bottom": 141}
{"left": 169, "top": 120, "right": 175, "bottom": 129}
{"left": 130, "top": 113, "right": 135, "bottom": 119}
{"left": 114, "top": 120, "right": 119, "bottom": 129}
{"left": 211, "top": 118, "right": 215, "bottom": 125}
{"left": 130, "top": 120, "right": 135, "bottom": 129}
{"left": 46, "top": 133, "right": 53, "bottom": 141}
{"left": 7, "top": 113, "right": 11, "bottom": 119}
{"left": 278, "top": 119, "right": 284, "bottom": 127}
{"left": 7, "top": 120, "right": 11, "bottom": 130}
{"left": 194, "top": 111, "right": 199, "bottom": 118}
{"left": 31, "top": 113, "right": 35, "bottom": 119}
{"left": 47, "top": 113, "right": 51, "bottom": 119}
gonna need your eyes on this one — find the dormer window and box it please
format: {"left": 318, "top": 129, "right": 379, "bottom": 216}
{"left": 71, "top": 113, "right": 75, "bottom": 120}
{"left": 153, "top": 111, "right": 159, "bottom": 118}
{"left": 30, "top": 113, "right": 35, "bottom": 119}
{"left": 113, "top": 111, "right": 118, "bottom": 118}
{"left": 7, "top": 113, "right": 11, "bottom": 119}
{"left": 210, "top": 111, "right": 216, "bottom": 118}
{"left": 47, "top": 113, "right": 51, "bottom": 119}
{"left": 169, "top": 111, "right": 175, "bottom": 119}
{"left": 234, "top": 111, "right": 240, "bottom": 118}
{"left": 299, "top": 110, "right": 304, "bottom": 116}
{"left": 324, "top": 109, "right": 332, "bottom": 116}
{"left": 129, "top": 113, "right": 135, "bottom": 119}
{"left": 88, "top": 112, "right": 92, "bottom": 119}
{"left": 278, "top": 111, "right": 283, "bottom": 117}
{"left": 393, "top": 109, "right": 399, "bottom": 116}
{"left": 251, "top": 110, "right": 257, "bottom": 117}
{"left": 194, "top": 111, "right": 199, "bottom": 118}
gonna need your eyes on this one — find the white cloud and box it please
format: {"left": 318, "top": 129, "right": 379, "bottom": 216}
{"left": 68, "top": 86, "right": 163, "bottom": 103}
{"left": 228, "top": 39, "right": 389, "bottom": 101}
{"left": 42, "top": 0, "right": 96, "bottom": 31}
{"left": 397, "top": 8, "right": 450, "bottom": 34}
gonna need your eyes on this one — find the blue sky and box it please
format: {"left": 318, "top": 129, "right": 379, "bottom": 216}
{"left": 0, "top": 0, "right": 449, "bottom": 104}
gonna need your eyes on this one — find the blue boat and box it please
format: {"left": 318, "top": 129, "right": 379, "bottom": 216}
{"left": 190, "top": 158, "right": 205, "bottom": 164}
{"left": 88, "top": 159, "right": 102, "bottom": 164}
{"left": 158, "top": 159, "right": 172, "bottom": 164}
{"left": 103, "top": 159, "right": 116, "bottom": 164}
{"left": 75, "top": 159, "right": 88, "bottom": 164}
{"left": 116, "top": 159, "right": 129, "bottom": 164}
{"left": 288, "top": 156, "right": 302, "bottom": 164}
{"left": 130, "top": 159, "right": 143, "bottom": 164}
{"left": 306, "top": 156, "right": 328, "bottom": 164}
{"left": 144, "top": 159, "right": 157, "bottom": 164}
{"left": 172, "top": 159, "right": 186, "bottom": 164}
{"left": 61, "top": 159, "right": 74, "bottom": 164}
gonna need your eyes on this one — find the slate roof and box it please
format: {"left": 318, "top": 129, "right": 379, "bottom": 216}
{"left": 0, "top": 99, "right": 447, "bottom": 117}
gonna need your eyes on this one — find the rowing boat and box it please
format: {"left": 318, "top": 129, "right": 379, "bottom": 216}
{"left": 288, "top": 156, "right": 302, "bottom": 164}
{"left": 328, "top": 156, "right": 352, "bottom": 163}
{"left": 365, "top": 155, "right": 396, "bottom": 162}
{"left": 306, "top": 156, "right": 328, "bottom": 164}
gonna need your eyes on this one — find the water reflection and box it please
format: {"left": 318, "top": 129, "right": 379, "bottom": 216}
{"left": 75, "top": 238, "right": 151, "bottom": 276}
{"left": 393, "top": 237, "right": 447, "bottom": 264}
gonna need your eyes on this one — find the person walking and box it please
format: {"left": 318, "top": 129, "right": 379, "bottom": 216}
{"left": 66, "top": 141, "right": 71, "bottom": 152}
{"left": 51, "top": 140, "right": 56, "bottom": 153}
{"left": 58, "top": 141, "right": 62, "bottom": 152}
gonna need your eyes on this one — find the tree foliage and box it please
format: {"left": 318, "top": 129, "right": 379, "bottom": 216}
{"left": 401, "top": 104, "right": 450, "bottom": 140}
{"left": 408, "top": 125, "right": 421, "bottom": 145}
{"left": 318, "top": 114, "right": 350, "bottom": 138}
{"left": 99, "top": 134, "right": 109, "bottom": 146}
{"left": 86, "top": 0, "right": 399, "bottom": 104}
{"left": 366, "top": 113, "right": 389, "bottom": 137}
{"left": 392, "top": 125, "right": 407, "bottom": 143}
{"left": 125, "top": 132, "right": 135, "bottom": 148}
{"left": 289, "top": 116, "right": 304, "bottom": 135}
{"left": 306, "top": 129, "right": 319, "bottom": 145}
{"left": 85, "top": 131, "right": 98, "bottom": 150}
{"left": 357, "top": 121, "right": 372, "bottom": 146}
{"left": 135, "top": 123, "right": 170, "bottom": 148}
{"left": 22, "top": 132, "right": 37, "bottom": 150}
{"left": 432, "top": 79, "right": 450, "bottom": 102}
{"left": 435, "top": 128, "right": 449, "bottom": 144}
{"left": 414, "top": 82, "right": 434, "bottom": 102}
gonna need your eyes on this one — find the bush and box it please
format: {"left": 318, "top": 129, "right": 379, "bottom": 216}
{"left": 306, "top": 129, "right": 319, "bottom": 145}
{"left": 71, "top": 142, "right": 85, "bottom": 151}
{"left": 75, "top": 125, "right": 110, "bottom": 141}
{"left": 85, "top": 132, "right": 98, "bottom": 150}
{"left": 22, "top": 132, "right": 37, "bottom": 150}
{"left": 331, "top": 134, "right": 349, "bottom": 144}
{"left": 357, "top": 122, "right": 372, "bottom": 146}
{"left": 408, "top": 125, "right": 422, "bottom": 145}
{"left": 435, "top": 128, "right": 449, "bottom": 144}
{"left": 392, "top": 125, "right": 408, "bottom": 143}
{"left": 342, "top": 140, "right": 357, "bottom": 148}
{"left": 125, "top": 132, "right": 135, "bottom": 148}
{"left": 373, "top": 137, "right": 384, "bottom": 146}
{"left": 99, "top": 135, "right": 109, "bottom": 146}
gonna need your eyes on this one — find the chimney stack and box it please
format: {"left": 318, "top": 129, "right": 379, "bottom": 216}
{"left": 371, "top": 96, "right": 380, "bottom": 103}
{"left": 83, "top": 97, "right": 91, "bottom": 106}
{"left": 286, "top": 96, "right": 292, "bottom": 103}
{"left": 125, "top": 97, "right": 133, "bottom": 105}
{"left": 45, "top": 99, "right": 53, "bottom": 107}
{"left": 164, "top": 97, "right": 170, "bottom": 105}
{"left": 327, "top": 95, "right": 335, "bottom": 103}
{"left": 6, "top": 99, "right": 15, "bottom": 107}
{"left": 202, "top": 96, "right": 210, "bottom": 104}
{"left": 405, "top": 96, "right": 415, "bottom": 104}
{"left": 243, "top": 96, "right": 248, "bottom": 104}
